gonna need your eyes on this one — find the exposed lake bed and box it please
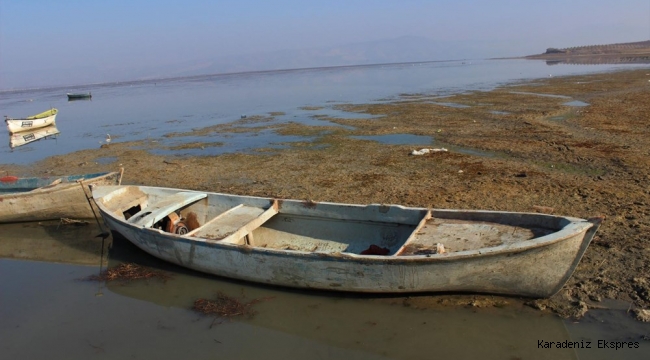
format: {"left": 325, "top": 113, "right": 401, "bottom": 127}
{"left": 2, "top": 61, "right": 650, "bottom": 358}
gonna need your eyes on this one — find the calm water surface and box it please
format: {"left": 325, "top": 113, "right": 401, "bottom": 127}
{"left": 1, "top": 59, "right": 648, "bottom": 165}
{"left": 0, "top": 222, "right": 648, "bottom": 359}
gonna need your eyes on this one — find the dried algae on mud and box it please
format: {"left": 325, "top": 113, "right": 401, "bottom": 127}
{"left": 193, "top": 292, "right": 273, "bottom": 326}
{"left": 85, "top": 263, "right": 172, "bottom": 282}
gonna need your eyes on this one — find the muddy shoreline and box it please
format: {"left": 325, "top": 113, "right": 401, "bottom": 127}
{"left": 3, "top": 68, "right": 649, "bottom": 320}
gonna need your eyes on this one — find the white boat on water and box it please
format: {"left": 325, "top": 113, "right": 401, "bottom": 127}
{"left": 92, "top": 185, "right": 602, "bottom": 297}
{"left": 5, "top": 108, "right": 57, "bottom": 134}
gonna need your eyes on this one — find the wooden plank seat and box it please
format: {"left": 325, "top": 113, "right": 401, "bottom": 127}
{"left": 395, "top": 210, "right": 432, "bottom": 256}
{"left": 128, "top": 192, "right": 207, "bottom": 228}
{"left": 186, "top": 201, "right": 279, "bottom": 244}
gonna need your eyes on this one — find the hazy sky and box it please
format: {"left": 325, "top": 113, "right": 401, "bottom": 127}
{"left": 1, "top": 0, "right": 648, "bottom": 87}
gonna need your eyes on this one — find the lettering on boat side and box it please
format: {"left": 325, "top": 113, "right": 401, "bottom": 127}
{"left": 21, "top": 121, "right": 33, "bottom": 127}
{"left": 536, "top": 340, "right": 641, "bottom": 349}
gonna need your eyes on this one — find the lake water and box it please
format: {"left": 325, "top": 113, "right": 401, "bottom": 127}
{"left": 1, "top": 221, "right": 648, "bottom": 359}
{"left": 1, "top": 60, "right": 650, "bottom": 359}
{"left": 1, "top": 59, "right": 647, "bottom": 165}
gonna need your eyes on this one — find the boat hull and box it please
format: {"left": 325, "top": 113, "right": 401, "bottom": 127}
{"left": 0, "top": 171, "right": 123, "bottom": 223}
{"left": 94, "top": 185, "right": 601, "bottom": 297}
{"left": 5, "top": 112, "right": 57, "bottom": 134}
{"left": 67, "top": 93, "right": 92, "bottom": 101}
{"left": 104, "top": 216, "right": 596, "bottom": 297}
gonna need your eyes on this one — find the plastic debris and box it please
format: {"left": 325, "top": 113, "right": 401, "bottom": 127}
{"left": 436, "top": 243, "right": 446, "bottom": 254}
{"left": 410, "top": 148, "right": 448, "bottom": 156}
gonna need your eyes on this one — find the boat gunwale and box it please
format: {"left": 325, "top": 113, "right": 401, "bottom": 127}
{"left": 1, "top": 172, "right": 121, "bottom": 198}
{"left": 94, "top": 185, "right": 597, "bottom": 262}
{"left": 5, "top": 109, "right": 58, "bottom": 122}
{"left": 148, "top": 216, "right": 593, "bottom": 262}
{"left": 5, "top": 114, "right": 56, "bottom": 124}
{"left": 5, "top": 113, "right": 56, "bottom": 122}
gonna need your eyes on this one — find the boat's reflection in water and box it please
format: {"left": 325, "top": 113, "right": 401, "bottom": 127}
{"left": 106, "top": 232, "right": 581, "bottom": 360}
{"left": 0, "top": 220, "right": 107, "bottom": 265}
{"left": 1, "top": 223, "right": 646, "bottom": 359}
{"left": 9, "top": 124, "right": 60, "bottom": 150}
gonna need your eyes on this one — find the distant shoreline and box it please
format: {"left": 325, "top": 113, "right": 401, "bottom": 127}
{"left": 4, "top": 40, "right": 649, "bottom": 93}
{"left": 0, "top": 58, "right": 472, "bottom": 95}
{"left": 521, "top": 40, "right": 650, "bottom": 65}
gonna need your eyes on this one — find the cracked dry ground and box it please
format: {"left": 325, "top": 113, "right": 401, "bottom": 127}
{"left": 3, "top": 68, "right": 649, "bottom": 320}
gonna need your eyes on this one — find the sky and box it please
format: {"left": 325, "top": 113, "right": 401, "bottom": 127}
{"left": 1, "top": 0, "right": 649, "bottom": 89}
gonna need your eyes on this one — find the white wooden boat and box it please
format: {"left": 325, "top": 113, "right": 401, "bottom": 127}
{"left": 9, "top": 124, "right": 60, "bottom": 149}
{"left": 0, "top": 170, "right": 123, "bottom": 223}
{"left": 92, "top": 185, "right": 602, "bottom": 297}
{"left": 5, "top": 108, "right": 58, "bottom": 134}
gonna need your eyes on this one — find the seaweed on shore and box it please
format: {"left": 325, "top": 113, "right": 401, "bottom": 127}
{"left": 85, "top": 263, "right": 171, "bottom": 282}
{"left": 192, "top": 291, "right": 273, "bottom": 326}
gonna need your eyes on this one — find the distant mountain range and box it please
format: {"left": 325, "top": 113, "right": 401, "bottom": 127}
{"left": 3, "top": 37, "right": 649, "bottom": 90}
{"left": 156, "top": 36, "right": 491, "bottom": 78}
{"left": 0, "top": 36, "right": 509, "bottom": 91}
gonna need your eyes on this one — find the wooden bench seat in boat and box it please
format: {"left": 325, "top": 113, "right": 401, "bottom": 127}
{"left": 128, "top": 192, "right": 207, "bottom": 228}
{"left": 186, "top": 201, "right": 278, "bottom": 244}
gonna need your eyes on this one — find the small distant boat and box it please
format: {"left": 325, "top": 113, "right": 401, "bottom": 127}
{"left": 5, "top": 108, "right": 57, "bottom": 134}
{"left": 9, "top": 124, "right": 60, "bottom": 149}
{"left": 93, "top": 185, "right": 602, "bottom": 298}
{"left": 0, "top": 170, "right": 123, "bottom": 223}
{"left": 67, "top": 92, "right": 92, "bottom": 101}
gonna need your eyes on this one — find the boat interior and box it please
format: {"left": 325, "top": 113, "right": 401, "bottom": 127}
{"left": 98, "top": 186, "right": 560, "bottom": 256}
